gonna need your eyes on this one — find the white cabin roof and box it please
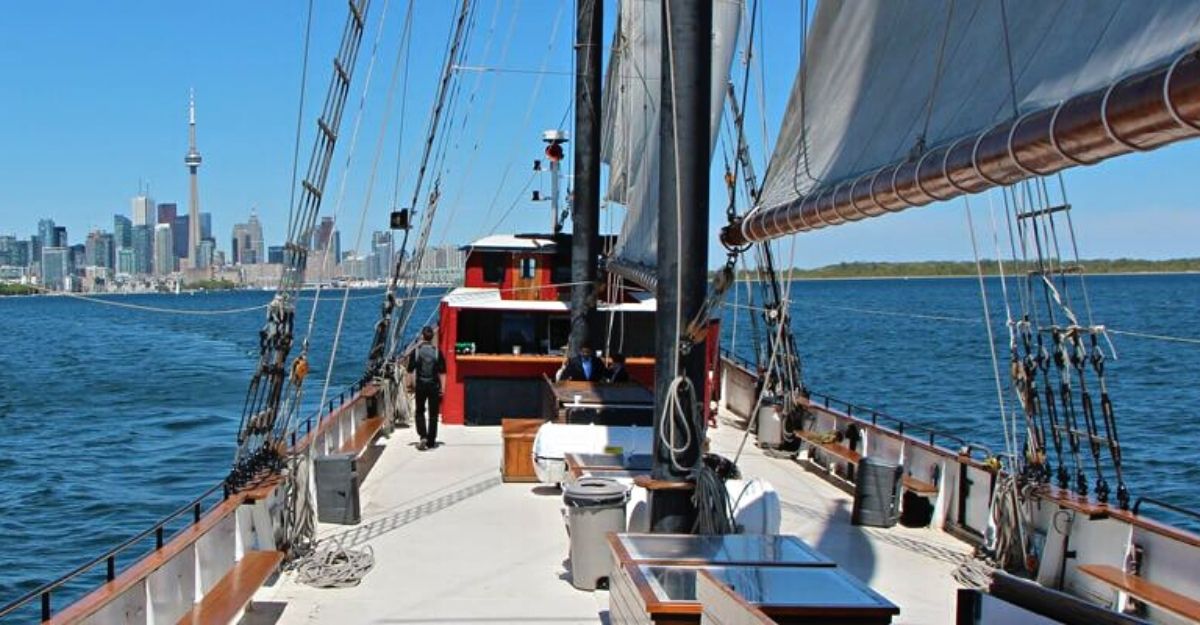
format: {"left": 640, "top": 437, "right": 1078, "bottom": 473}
{"left": 444, "top": 287, "right": 656, "bottom": 312}
{"left": 461, "top": 234, "right": 557, "bottom": 252}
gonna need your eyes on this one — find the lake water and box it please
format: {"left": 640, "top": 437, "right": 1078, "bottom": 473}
{"left": 0, "top": 274, "right": 1197, "bottom": 615}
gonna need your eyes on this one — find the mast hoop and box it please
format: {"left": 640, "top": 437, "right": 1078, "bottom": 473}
{"left": 779, "top": 197, "right": 800, "bottom": 234}
{"left": 885, "top": 163, "right": 908, "bottom": 212}
{"left": 810, "top": 186, "right": 834, "bottom": 228}
{"left": 796, "top": 194, "right": 816, "bottom": 231}
{"left": 915, "top": 147, "right": 950, "bottom": 201}
{"left": 867, "top": 166, "right": 890, "bottom": 217}
{"left": 1164, "top": 50, "right": 1200, "bottom": 133}
{"left": 1101, "top": 78, "right": 1148, "bottom": 152}
{"left": 830, "top": 180, "right": 854, "bottom": 224}
{"left": 1048, "top": 100, "right": 1094, "bottom": 166}
{"left": 942, "top": 136, "right": 976, "bottom": 194}
{"left": 971, "top": 122, "right": 1010, "bottom": 186}
{"left": 848, "top": 173, "right": 874, "bottom": 222}
{"left": 1007, "top": 110, "right": 1045, "bottom": 178}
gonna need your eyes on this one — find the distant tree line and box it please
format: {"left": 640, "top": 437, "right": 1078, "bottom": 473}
{"left": 0, "top": 284, "right": 37, "bottom": 296}
{"left": 731, "top": 258, "right": 1200, "bottom": 280}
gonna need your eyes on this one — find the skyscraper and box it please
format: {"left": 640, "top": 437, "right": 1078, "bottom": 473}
{"left": 37, "top": 219, "right": 55, "bottom": 262}
{"left": 154, "top": 223, "right": 174, "bottom": 276}
{"left": 371, "top": 231, "right": 393, "bottom": 280}
{"left": 314, "top": 216, "right": 338, "bottom": 255}
{"left": 41, "top": 247, "right": 69, "bottom": 290}
{"left": 185, "top": 90, "right": 203, "bottom": 269}
{"left": 200, "top": 212, "right": 212, "bottom": 241}
{"left": 173, "top": 215, "right": 189, "bottom": 260}
{"left": 131, "top": 194, "right": 155, "bottom": 227}
{"left": 12, "top": 240, "right": 31, "bottom": 268}
{"left": 117, "top": 248, "right": 136, "bottom": 275}
{"left": 157, "top": 202, "right": 177, "bottom": 226}
{"left": 113, "top": 214, "right": 132, "bottom": 250}
{"left": 246, "top": 210, "right": 264, "bottom": 265}
{"left": 0, "top": 236, "right": 15, "bottom": 266}
{"left": 231, "top": 223, "right": 250, "bottom": 264}
{"left": 197, "top": 238, "right": 215, "bottom": 269}
{"left": 85, "top": 230, "right": 115, "bottom": 270}
{"left": 132, "top": 225, "right": 154, "bottom": 275}
{"left": 53, "top": 226, "right": 68, "bottom": 248}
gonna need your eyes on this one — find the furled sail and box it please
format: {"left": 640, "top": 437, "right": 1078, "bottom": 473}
{"left": 605, "top": 0, "right": 743, "bottom": 278}
{"left": 727, "top": 0, "right": 1200, "bottom": 246}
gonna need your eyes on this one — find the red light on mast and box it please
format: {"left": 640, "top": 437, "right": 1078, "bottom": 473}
{"left": 545, "top": 143, "right": 564, "bottom": 162}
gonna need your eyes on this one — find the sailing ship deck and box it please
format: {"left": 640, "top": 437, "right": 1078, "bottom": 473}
{"left": 257, "top": 413, "right": 969, "bottom": 624}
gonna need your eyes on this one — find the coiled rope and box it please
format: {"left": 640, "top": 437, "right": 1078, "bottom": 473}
{"left": 292, "top": 540, "right": 376, "bottom": 588}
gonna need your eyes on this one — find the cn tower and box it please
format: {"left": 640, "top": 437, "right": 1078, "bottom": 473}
{"left": 185, "top": 89, "right": 203, "bottom": 269}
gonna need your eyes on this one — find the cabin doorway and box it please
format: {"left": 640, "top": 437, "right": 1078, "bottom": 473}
{"left": 512, "top": 254, "right": 538, "bottom": 300}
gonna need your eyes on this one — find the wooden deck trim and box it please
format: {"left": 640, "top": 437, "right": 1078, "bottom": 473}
{"left": 804, "top": 402, "right": 992, "bottom": 471}
{"left": 1078, "top": 564, "right": 1200, "bottom": 621}
{"left": 176, "top": 550, "right": 285, "bottom": 625}
{"left": 292, "top": 390, "right": 366, "bottom": 452}
{"left": 46, "top": 495, "right": 244, "bottom": 625}
{"left": 337, "top": 415, "right": 386, "bottom": 456}
{"left": 1108, "top": 508, "right": 1200, "bottom": 550}
{"left": 1036, "top": 487, "right": 1112, "bottom": 520}
{"left": 902, "top": 475, "right": 939, "bottom": 495}
{"left": 633, "top": 476, "right": 695, "bottom": 491}
{"left": 696, "top": 569, "right": 776, "bottom": 624}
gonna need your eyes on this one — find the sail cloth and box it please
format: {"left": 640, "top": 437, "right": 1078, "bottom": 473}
{"left": 743, "top": 0, "right": 1200, "bottom": 242}
{"left": 605, "top": 0, "right": 743, "bottom": 272}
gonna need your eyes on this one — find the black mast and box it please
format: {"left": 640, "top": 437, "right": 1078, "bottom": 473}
{"left": 568, "top": 0, "right": 602, "bottom": 357}
{"left": 650, "top": 0, "right": 711, "bottom": 533}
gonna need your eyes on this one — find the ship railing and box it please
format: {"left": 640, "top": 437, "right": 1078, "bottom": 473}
{"left": 0, "top": 378, "right": 369, "bottom": 623}
{"left": 0, "top": 482, "right": 227, "bottom": 622}
{"left": 1132, "top": 496, "right": 1200, "bottom": 526}
{"left": 803, "top": 391, "right": 976, "bottom": 456}
{"left": 717, "top": 349, "right": 983, "bottom": 459}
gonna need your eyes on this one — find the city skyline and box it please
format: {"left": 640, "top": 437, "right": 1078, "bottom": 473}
{"left": 2, "top": 3, "right": 1197, "bottom": 270}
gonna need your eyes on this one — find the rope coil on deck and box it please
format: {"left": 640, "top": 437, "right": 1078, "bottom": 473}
{"left": 291, "top": 539, "right": 376, "bottom": 588}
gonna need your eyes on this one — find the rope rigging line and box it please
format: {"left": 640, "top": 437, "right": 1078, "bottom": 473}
{"left": 363, "top": 0, "right": 474, "bottom": 380}
{"left": 16, "top": 284, "right": 270, "bottom": 315}
{"left": 228, "top": 0, "right": 370, "bottom": 492}
{"left": 966, "top": 198, "right": 1019, "bottom": 471}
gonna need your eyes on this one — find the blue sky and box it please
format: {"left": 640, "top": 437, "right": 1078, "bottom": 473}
{"left": 0, "top": 1, "right": 1196, "bottom": 268}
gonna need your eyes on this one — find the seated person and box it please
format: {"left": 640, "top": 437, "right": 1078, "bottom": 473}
{"left": 605, "top": 353, "right": 630, "bottom": 383}
{"left": 561, "top": 344, "right": 606, "bottom": 382}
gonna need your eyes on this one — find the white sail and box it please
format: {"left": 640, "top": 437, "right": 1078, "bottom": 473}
{"left": 754, "top": 0, "right": 1200, "bottom": 218}
{"left": 607, "top": 0, "right": 743, "bottom": 271}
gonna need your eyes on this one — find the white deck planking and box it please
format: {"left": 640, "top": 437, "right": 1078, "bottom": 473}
{"left": 262, "top": 415, "right": 968, "bottom": 624}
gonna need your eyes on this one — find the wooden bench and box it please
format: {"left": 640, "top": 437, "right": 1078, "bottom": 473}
{"left": 46, "top": 496, "right": 244, "bottom": 624}
{"left": 337, "top": 415, "right": 386, "bottom": 457}
{"left": 178, "top": 550, "right": 285, "bottom": 625}
{"left": 1078, "top": 564, "right": 1200, "bottom": 622}
{"left": 795, "top": 430, "right": 862, "bottom": 466}
{"left": 901, "top": 475, "right": 938, "bottom": 496}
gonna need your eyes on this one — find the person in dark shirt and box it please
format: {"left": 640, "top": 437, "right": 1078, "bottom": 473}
{"left": 605, "top": 353, "right": 630, "bottom": 383}
{"left": 561, "top": 345, "right": 606, "bottom": 382}
{"left": 406, "top": 326, "right": 446, "bottom": 450}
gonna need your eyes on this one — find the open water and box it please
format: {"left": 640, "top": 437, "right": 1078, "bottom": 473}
{"left": 0, "top": 274, "right": 1197, "bottom": 615}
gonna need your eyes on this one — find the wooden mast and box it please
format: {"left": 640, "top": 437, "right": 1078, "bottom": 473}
{"left": 650, "top": 0, "right": 712, "bottom": 533}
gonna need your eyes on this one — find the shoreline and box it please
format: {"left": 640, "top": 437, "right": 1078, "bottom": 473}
{"left": 732, "top": 270, "right": 1200, "bottom": 283}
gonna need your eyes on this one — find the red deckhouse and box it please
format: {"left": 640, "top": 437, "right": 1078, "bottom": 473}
{"left": 435, "top": 233, "right": 663, "bottom": 425}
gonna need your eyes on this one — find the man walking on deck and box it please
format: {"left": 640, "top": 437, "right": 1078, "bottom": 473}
{"left": 407, "top": 326, "right": 446, "bottom": 450}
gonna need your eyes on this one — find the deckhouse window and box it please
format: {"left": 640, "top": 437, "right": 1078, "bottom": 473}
{"left": 520, "top": 257, "right": 537, "bottom": 279}
{"left": 480, "top": 252, "right": 504, "bottom": 283}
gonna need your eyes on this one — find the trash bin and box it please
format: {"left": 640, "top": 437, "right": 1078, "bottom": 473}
{"left": 315, "top": 453, "right": 361, "bottom": 525}
{"left": 756, "top": 396, "right": 783, "bottom": 448}
{"left": 563, "top": 477, "right": 629, "bottom": 590}
{"left": 852, "top": 457, "right": 902, "bottom": 528}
